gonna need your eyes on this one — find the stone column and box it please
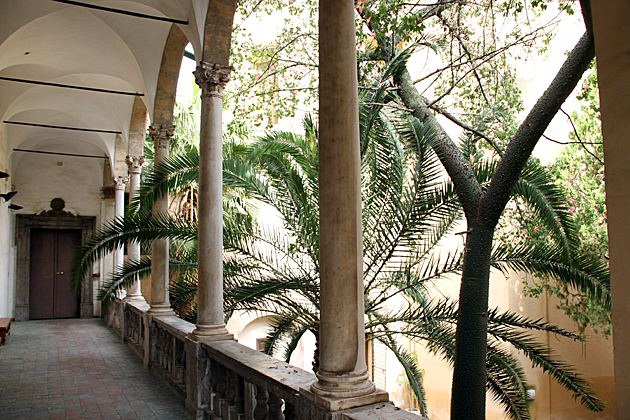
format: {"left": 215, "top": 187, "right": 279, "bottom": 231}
{"left": 592, "top": 2, "right": 630, "bottom": 417}
{"left": 113, "top": 175, "right": 128, "bottom": 299}
{"left": 301, "top": 0, "right": 388, "bottom": 410}
{"left": 147, "top": 124, "right": 176, "bottom": 316}
{"left": 123, "top": 155, "right": 146, "bottom": 302}
{"left": 188, "top": 62, "right": 233, "bottom": 342}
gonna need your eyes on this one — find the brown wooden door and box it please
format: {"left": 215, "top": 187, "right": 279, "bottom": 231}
{"left": 29, "top": 229, "right": 82, "bottom": 319}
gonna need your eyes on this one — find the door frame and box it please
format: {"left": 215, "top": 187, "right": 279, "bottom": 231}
{"left": 15, "top": 212, "right": 96, "bottom": 321}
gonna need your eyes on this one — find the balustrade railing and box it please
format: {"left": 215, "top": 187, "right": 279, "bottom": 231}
{"left": 125, "top": 301, "right": 148, "bottom": 358}
{"left": 152, "top": 316, "right": 193, "bottom": 399}
{"left": 106, "top": 299, "right": 425, "bottom": 420}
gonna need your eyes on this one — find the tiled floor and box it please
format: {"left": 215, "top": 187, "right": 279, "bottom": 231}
{"left": 0, "top": 318, "right": 191, "bottom": 419}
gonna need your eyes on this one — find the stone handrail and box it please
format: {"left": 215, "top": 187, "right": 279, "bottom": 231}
{"left": 108, "top": 299, "right": 426, "bottom": 420}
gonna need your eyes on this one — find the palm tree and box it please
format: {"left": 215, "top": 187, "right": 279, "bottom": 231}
{"left": 71, "top": 70, "right": 609, "bottom": 420}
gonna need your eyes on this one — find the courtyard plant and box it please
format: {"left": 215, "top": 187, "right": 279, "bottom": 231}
{"left": 71, "top": 63, "right": 608, "bottom": 419}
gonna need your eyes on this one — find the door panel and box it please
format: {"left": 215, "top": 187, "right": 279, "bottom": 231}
{"left": 29, "top": 229, "right": 56, "bottom": 320}
{"left": 55, "top": 230, "right": 81, "bottom": 318}
{"left": 29, "top": 229, "right": 82, "bottom": 319}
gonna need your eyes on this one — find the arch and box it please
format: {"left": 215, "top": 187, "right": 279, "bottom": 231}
{"left": 238, "top": 315, "right": 276, "bottom": 351}
{"left": 202, "top": 0, "right": 237, "bottom": 65}
{"left": 152, "top": 25, "right": 189, "bottom": 125}
{"left": 128, "top": 96, "right": 149, "bottom": 158}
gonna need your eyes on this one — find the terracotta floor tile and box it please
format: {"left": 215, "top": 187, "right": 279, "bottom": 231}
{"left": 0, "top": 319, "right": 190, "bottom": 419}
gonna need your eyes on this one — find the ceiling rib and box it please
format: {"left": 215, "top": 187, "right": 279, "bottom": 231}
{"left": 52, "top": 0, "right": 189, "bottom": 25}
{"left": 13, "top": 149, "right": 108, "bottom": 159}
{"left": 0, "top": 76, "right": 143, "bottom": 96}
{"left": 3, "top": 121, "right": 121, "bottom": 134}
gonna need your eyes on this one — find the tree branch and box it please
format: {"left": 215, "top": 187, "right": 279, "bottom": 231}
{"left": 428, "top": 102, "right": 503, "bottom": 156}
{"left": 579, "top": 0, "right": 593, "bottom": 39}
{"left": 480, "top": 31, "right": 595, "bottom": 227}
{"left": 395, "top": 66, "right": 483, "bottom": 220}
{"left": 560, "top": 108, "right": 604, "bottom": 165}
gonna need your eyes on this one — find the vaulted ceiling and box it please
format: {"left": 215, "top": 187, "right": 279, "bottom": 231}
{"left": 0, "top": 0, "right": 208, "bottom": 168}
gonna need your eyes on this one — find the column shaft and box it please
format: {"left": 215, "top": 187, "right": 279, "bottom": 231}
{"left": 303, "top": 0, "right": 387, "bottom": 409}
{"left": 124, "top": 156, "right": 145, "bottom": 301}
{"left": 114, "top": 176, "right": 128, "bottom": 298}
{"left": 189, "top": 62, "right": 233, "bottom": 341}
{"left": 147, "top": 125, "right": 175, "bottom": 315}
{"left": 592, "top": 2, "right": 630, "bottom": 417}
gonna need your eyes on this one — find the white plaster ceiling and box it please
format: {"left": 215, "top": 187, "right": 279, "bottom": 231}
{"left": 0, "top": 0, "right": 207, "bottom": 168}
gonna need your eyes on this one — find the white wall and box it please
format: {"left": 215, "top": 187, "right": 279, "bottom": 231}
{"left": 98, "top": 198, "right": 115, "bottom": 315}
{"left": 0, "top": 131, "right": 13, "bottom": 318}
{"left": 11, "top": 152, "right": 102, "bottom": 216}
{"left": 6, "top": 150, "right": 104, "bottom": 319}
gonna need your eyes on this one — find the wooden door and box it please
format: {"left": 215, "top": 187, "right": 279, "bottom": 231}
{"left": 29, "top": 229, "right": 82, "bottom": 319}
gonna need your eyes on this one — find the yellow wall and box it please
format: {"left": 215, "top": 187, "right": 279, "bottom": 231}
{"left": 511, "top": 272, "right": 616, "bottom": 420}
{"left": 403, "top": 268, "right": 616, "bottom": 420}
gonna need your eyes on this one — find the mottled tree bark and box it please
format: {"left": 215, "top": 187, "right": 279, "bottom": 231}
{"left": 395, "top": 30, "right": 595, "bottom": 420}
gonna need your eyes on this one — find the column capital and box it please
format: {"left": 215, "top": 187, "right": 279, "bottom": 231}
{"left": 126, "top": 155, "right": 146, "bottom": 174}
{"left": 149, "top": 124, "right": 175, "bottom": 150}
{"left": 113, "top": 175, "right": 129, "bottom": 190}
{"left": 194, "top": 62, "right": 232, "bottom": 97}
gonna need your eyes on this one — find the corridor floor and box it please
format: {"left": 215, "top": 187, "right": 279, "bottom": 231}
{"left": 0, "top": 318, "right": 191, "bottom": 420}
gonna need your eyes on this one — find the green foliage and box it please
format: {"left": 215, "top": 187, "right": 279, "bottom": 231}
{"left": 230, "top": 0, "right": 576, "bottom": 134}
{"left": 72, "top": 57, "right": 608, "bottom": 418}
{"left": 555, "top": 70, "right": 606, "bottom": 260}
{"left": 519, "top": 68, "right": 610, "bottom": 337}
{"left": 228, "top": 0, "right": 318, "bottom": 127}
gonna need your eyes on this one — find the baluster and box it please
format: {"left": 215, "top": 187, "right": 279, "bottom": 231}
{"left": 169, "top": 335, "right": 176, "bottom": 375}
{"left": 162, "top": 331, "right": 169, "bottom": 369}
{"left": 124, "top": 310, "right": 129, "bottom": 341}
{"left": 222, "top": 369, "right": 237, "bottom": 419}
{"left": 140, "top": 315, "right": 144, "bottom": 345}
{"left": 157, "top": 329, "right": 164, "bottom": 366}
{"left": 200, "top": 354, "right": 211, "bottom": 410}
{"left": 268, "top": 393, "right": 284, "bottom": 420}
{"left": 174, "top": 340, "right": 182, "bottom": 381}
{"left": 179, "top": 341, "right": 187, "bottom": 383}
{"left": 226, "top": 370, "right": 237, "bottom": 403}
{"left": 214, "top": 364, "right": 227, "bottom": 418}
{"left": 129, "top": 313, "right": 134, "bottom": 342}
{"left": 253, "top": 386, "right": 269, "bottom": 420}
{"left": 244, "top": 380, "right": 256, "bottom": 419}
{"left": 234, "top": 374, "right": 245, "bottom": 414}
{"left": 161, "top": 330, "right": 168, "bottom": 369}
{"left": 283, "top": 402, "right": 296, "bottom": 420}
{"left": 209, "top": 358, "right": 220, "bottom": 394}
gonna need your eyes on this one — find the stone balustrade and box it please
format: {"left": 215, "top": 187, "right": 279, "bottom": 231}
{"left": 125, "top": 301, "right": 147, "bottom": 358}
{"left": 105, "top": 299, "right": 426, "bottom": 420}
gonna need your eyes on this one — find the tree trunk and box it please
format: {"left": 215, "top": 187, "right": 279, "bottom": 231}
{"left": 394, "top": 30, "right": 595, "bottom": 420}
{"left": 450, "top": 221, "right": 494, "bottom": 419}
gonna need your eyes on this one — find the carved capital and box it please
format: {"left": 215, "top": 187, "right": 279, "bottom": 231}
{"left": 194, "top": 62, "right": 232, "bottom": 97}
{"left": 125, "top": 155, "right": 146, "bottom": 173}
{"left": 113, "top": 175, "right": 129, "bottom": 190}
{"left": 149, "top": 124, "right": 175, "bottom": 150}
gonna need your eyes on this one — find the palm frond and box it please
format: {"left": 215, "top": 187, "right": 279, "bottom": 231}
{"left": 70, "top": 213, "right": 196, "bottom": 293}
{"left": 378, "top": 333, "right": 427, "bottom": 416}
{"left": 491, "top": 242, "right": 610, "bottom": 309}
{"left": 99, "top": 256, "right": 152, "bottom": 307}
{"left": 512, "top": 161, "right": 580, "bottom": 258}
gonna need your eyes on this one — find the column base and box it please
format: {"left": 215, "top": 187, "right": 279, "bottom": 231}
{"left": 146, "top": 304, "right": 175, "bottom": 316}
{"left": 123, "top": 295, "right": 145, "bottom": 302}
{"left": 299, "top": 368, "right": 389, "bottom": 411}
{"left": 188, "top": 324, "right": 234, "bottom": 342}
